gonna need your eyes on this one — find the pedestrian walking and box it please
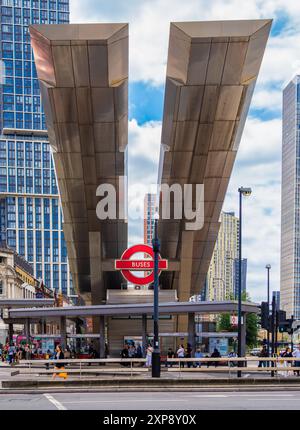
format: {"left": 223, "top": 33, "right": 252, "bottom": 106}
{"left": 52, "top": 344, "right": 67, "bottom": 380}
{"left": 145, "top": 344, "right": 153, "bottom": 367}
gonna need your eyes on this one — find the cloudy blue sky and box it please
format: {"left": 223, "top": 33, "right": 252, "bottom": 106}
{"left": 70, "top": 0, "right": 300, "bottom": 302}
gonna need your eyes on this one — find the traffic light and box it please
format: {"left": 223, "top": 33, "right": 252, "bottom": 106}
{"left": 260, "top": 301, "right": 269, "bottom": 330}
{"left": 278, "top": 321, "right": 290, "bottom": 333}
{"left": 277, "top": 309, "right": 286, "bottom": 324}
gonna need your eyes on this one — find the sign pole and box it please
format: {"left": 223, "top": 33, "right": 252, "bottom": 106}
{"left": 152, "top": 216, "right": 161, "bottom": 377}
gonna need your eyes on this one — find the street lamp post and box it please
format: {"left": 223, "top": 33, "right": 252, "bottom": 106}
{"left": 265, "top": 264, "right": 271, "bottom": 355}
{"left": 152, "top": 214, "right": 160, "bottom": 377}
{"left": 237, "top": 186, "right": 252, "bottom": 377}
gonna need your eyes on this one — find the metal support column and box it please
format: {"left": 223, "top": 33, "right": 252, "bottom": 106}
{"left": 75, "top": 319, "right": 81, "bottom": 354}
{"left": 188, "top": 313, "right": 196, "bottom": 356}
{"left": 142, "top": 314, "right": 147, "bottom": 357}
{"left": 8, "top": 323, "right": 13, "bottom": 345}
{"left": 152, "top": 216, "right": 161, "bottom": 377}
{"left": 99, "top": 315, "right": 105, "bottom": 358}
{"left": 271, "top": 295, "right": 276, "bottom": 377}
{"left": 24, "top": 318, "right": 30, "bottom": 345}
{"left": 60, "top": 316, "right": 67, "bottom": 350}
{"left": 241, "top": 313, "right": 246, "bottom": 357}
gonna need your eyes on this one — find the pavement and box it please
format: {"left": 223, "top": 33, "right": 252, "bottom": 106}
{"left": 0, "top": 391, "right": 300, "bottom": 410}
{"left": 1, "top": 364, "right": 300, "bottom": 410}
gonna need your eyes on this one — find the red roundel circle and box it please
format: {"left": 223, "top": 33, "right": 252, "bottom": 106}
{"left": 115, "top": 244, "right": 168, "bottom": 286}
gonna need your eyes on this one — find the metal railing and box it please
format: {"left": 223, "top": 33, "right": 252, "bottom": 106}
{"left": 7, "top": 356, "right": 300, "bottom": 379}
{"left": 13, "top": 358, "right": 148, "bottom": 378}
{"left": 166, "top": 356, "right": 300, "bottom": 378}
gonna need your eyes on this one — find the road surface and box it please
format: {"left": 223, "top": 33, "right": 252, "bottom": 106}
{"left": 0, "top": 391, "right": 300, "bottom": 410}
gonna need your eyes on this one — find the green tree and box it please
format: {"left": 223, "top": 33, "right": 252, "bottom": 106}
{"left": 217, "top": 313, "right": 234, "bottom": 332}
{"left": 246, "top": 312, "right": 258, "bottom": 348}
{"left": 216, "top": 291, "right": 258, "bottom": 348}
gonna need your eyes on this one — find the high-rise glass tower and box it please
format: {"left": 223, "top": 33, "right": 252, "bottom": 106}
{"left": 206, "top": 211, "right": 241, "bottom": 301}
{"left": 143, "top": 193, "right": 156, "bottom": 246}
{"left": 0, "top": 0, "right": 73, "bottom": 295}
{"left": 281, "top": 75, "right": 300, "bottom": 319}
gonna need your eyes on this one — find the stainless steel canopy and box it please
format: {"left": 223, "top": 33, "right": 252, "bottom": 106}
{"left": 158, "top": 20, "right": 272, "bottom": 300}
{"left": 30, "top": 24, "right": 128, "bottom": 304}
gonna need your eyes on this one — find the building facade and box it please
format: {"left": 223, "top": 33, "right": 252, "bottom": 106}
{"left": 206, "top": 212, "right": 240, "bottom": 301}
{"left": 0, "top": 246, "right": 36, "bottom": 342}
{"left": 272, "top": 290, "right": 280, "bottom": 310}
{"left": 144, "top": 193, "right": 156, "bottom": 246}
{"left": 281, "top": 75, "right": 300, "bottom": 319}
{"left": 0, "top": 0, "right": 73, "bottom": 295}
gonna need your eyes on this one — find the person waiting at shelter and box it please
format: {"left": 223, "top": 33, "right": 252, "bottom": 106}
{"left": 258, "top": 345, "right": 269, "bottom": 368}
{"left": 8, "top": 343, "right": 15, "bottom": 365}
{"left": 128, "top": 344, "right": 136, "bottom": 359}
{"left": 145, "top": 343, "right": 153, "bottom": 367}
{"left": 165, "top": 348, "right": 175, "bottom": 367}
{"left": 135, "top": 343, "right": 143, "bottom": 358}
{"left": 228, "top": 350, "right": 237, "bottom": 367}
{"left": 193, "top": 348, "right": 203, "bottom": 368}
{"left": 120, "top": 344, "right": 130, "bottom": 366}
{"left": 185, "top": 343, "right": 192, "bottom": 368}
{"left": 279, "top": 347, "right": 293, "bottom": 377}
{"left": 292, "top": 345, "right": 300, "bottom": 376}
{"left": 209, "top": 348, "right": 221, "bottom": 367}
{"left": 176, "top": 344, "right": 185, "bottom": 368}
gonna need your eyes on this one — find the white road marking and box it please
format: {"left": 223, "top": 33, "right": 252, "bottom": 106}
{"left": 43, "top": 394, "right": 67, "bottom": 410}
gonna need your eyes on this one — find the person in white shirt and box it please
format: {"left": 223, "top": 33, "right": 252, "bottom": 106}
{"left": 145, "top": 344, "right": 153, "bottom": 367}
{"left": 176, "top": 344, "right": 185, "bottom": 368}
{"left": 292, "top": 345, "right": 300, "bottom": 376}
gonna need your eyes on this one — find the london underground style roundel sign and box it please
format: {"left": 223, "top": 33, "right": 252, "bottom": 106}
{"left": 115, "top": 244, "right": 168, "bottom": 286}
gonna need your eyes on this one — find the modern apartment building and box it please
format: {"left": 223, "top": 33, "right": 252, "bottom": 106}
{"left": 143, "top": 193, "right": 156, "bottom": 246}
{"left": 0, "top": 0, "right": 73, "bottom": 295}
{"left": 281, "top": 75, "right": 300, "bottom": 318}
{"left": 206, "top": 211, "right": 240, "bottom": 301}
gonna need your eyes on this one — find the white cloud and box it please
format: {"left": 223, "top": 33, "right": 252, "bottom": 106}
{"left": 68, "top": 0, "right": 292, "bottom": 301}
{"left": 71, "top": 1, "right": 300, "bottom": 93}
{"left": 125, "top": 116, "right": 281, "bottom": 302}
{"left": 127, "top": 119, "right": 161, "bottom": 242}
{"left": 251, "top": 88, "right": 282, "bottom": 112}
{"left": 223, "top": 117, "right": 282, "bottom": 302}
